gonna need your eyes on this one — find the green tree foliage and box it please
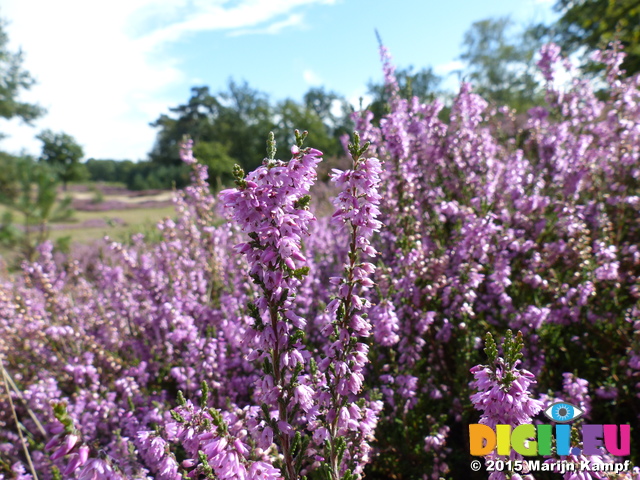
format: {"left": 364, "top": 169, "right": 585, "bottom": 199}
{"left": 149, "top": 81, "right": 272, "bottom": 173}
{"left": 84, "top": 158, "right": 126, "bottom": 184}
{"left": 459, "top": 17, "right": 547, "bottom": 112}
{"left": 128, "top": 162, "right": 189, "bottom": 191}
{"left": 554, "top": 0, "right": 640, "bottom": 75}
{"left": 273, "top": 99, "right": 341, "bottom": 158}
{"left": 149, "top": 86, "right": 222, "bottom": 166}
{"left": 0, "top": 150, "right": 21, "bottom": 202}
{"left": 217, "top": 80, "right": 273, "bottom": 171}
{"left": 192, "top": 140, "right": 235, "bottom": 186}
{"left": 149, "top": 81, "right": 353, "bottom": 185}
{"left": 367, "top": 65, "right": 442, "bottom": 122}
{"left": 84, "top": 158, "right": 191, "bottom": 191}
{"left": 36, "top": 129, "right": 87, "bottom": 190}
{"left": 303, "top": 87, "right": 354, "bottom": 146}
{"left": 0, "top": 16, "right": 45, "bottom": 134}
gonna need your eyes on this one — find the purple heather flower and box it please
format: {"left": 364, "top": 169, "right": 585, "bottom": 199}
{"left": 470, "top": 333, "right": 543, "bottom": 429}
{"left": 470, "top": 363, "right": 543, "bottom": 428}
{"left": 310, "top": 137, "right": 383, "bottom": 479}
{"left": 370, "top": 299, "right": 400, "bottom": 346}
{"left": 538, "top": 43, "right": 562, "bottom": 83}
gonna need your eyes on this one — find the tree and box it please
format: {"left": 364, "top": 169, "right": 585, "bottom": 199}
{"left": 273, "top": 99, "right": 340, "bottom": 158}
{"left": 303, "top": 87, "right": 354, "bottom": 144}
{"left": 149, "top": 86, "right": 223, "bottom": 166}
{"left": 149, "top": 81, "right": 273, "bottom": 173}
{"left": 459, "top": 17, "right": 548, "bottom": 112}
{"left": 149, "top": 81, "right": 353, "bottom": 185}
{"left": 36, "top": 129, "right": 86, "bottom": 190}
{"left": 0, "top": 155, "right": 72, "bottom": 260}
{"left": 214, "top": 80, "right": 273, "bottom": 171}
{"left": 192, "top": 140, "right": 235, "bottom": 187}
{"left": 0, "top": 16, "right": 45, "bottom": 136}
{"left": 554, "top": 0, "right": 640, "bottom": 76}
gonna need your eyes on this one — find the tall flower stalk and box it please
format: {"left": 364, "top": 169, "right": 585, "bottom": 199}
{"left": 219, "top": 131, "right": 322, "bottom": 480}
{"left": 470, "top": 330, "right": 543, "bottom": 480}
{"left": 315, "top": 132, "right": 383, "bottom": 480}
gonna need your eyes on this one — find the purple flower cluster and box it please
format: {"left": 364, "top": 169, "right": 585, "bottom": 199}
{"left": 219, "top": 139, "right": 322, "bottom": 479}
{"left": 164, "top": 400, "right": 280, "bottom": 480}
{"left": 311, "top": 138, "right": 383, "bottom": 479}
{"left": 470, "top": 363, "right": 542, "bottom": 428}
{"left": 219, "top": 143, "right": 321, "bottom": 313}
{"left": 470, "top": 333, "right": 543, "bottom": 429}
{"left": 470, "top": 332, "right": 542, "bottom": 480}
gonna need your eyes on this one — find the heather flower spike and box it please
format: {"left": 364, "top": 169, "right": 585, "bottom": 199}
{"left": 471, "top": 330, "right": 544, "bottom": 427}
{"left": 315, "top": 130, "right": 383, "bottom": 480}
{"left": 294, "top": 128, "right": 308, "bottom": 148}
{"left": 348, "top": 131, "right": 371, "bottom": 161}
{"left": 219, "top": 131, "right": 323, "bottom": 479}
{"left": 471, "top": 331, "right": 543, "bottom": 479}
{"left": 484, "top": 332, "right": 499, "bottom": 364}
{"left": 480, "top": 330, "right": 527, "bottom": 391}
{"left": 232, "top": 164, "right": 247, "bottom": 188}
{"left": 51, "top": 402, "right": 76, "bottom": 435}
{"left": 266, "top": 131, "right": 277, "bottom": 161}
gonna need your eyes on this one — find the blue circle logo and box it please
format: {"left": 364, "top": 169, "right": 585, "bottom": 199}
{"left": 543, "top": 402, "right": 585, "bottom": 423}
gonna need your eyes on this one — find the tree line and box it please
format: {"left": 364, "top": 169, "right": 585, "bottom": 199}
{"left": 1, "top": 0, "right": 639, "bottom": 194}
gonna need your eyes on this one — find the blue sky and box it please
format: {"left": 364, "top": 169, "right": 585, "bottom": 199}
{"left": 0, "top": 0, "right": 556, "bottom": 161}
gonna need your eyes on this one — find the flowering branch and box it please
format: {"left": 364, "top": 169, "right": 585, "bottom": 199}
{"left": 219, "top": 131, "right": 322, "bottom": 480}
{"left": 316, "top": 132, "right": 383, "bottom": 480}
{"left": 470, "top": 330, "right": 543, "bottom": 480}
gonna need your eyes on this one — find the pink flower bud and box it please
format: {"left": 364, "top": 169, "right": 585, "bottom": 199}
{"left": 78, "top": 445, "right": 89, "bottom": 464}
{"left": 63, "top": 453, "right": 82, "bottom": 476}
{"left": 49, "top": 423, "right": 65, "bottom": 435}
{"left": 45, "top": 435, "right": 61, "bottom": 451}
{"left": 50, "top": 446, "right": 67, "bottom": 461}
{"left": 64, "top": 434, "right": 79, "bottom": 454}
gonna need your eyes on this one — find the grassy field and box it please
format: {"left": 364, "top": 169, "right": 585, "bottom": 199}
{"left": 48, "top": 204, "right": 177, "bottom": 243}
{"left": 0, "top": 184, "right": 178, "bottom": 259}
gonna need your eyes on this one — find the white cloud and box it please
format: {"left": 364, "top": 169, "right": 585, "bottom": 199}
{"left": 434, "top": 60, "right": 465, "bottom": 76}
{"left": 434, "top": 60, "right": 465, "bottom": 93}
{"left": 0, "top": 0, "right": 337, "bottom": 160}
{"left": 136, "top": 0, "right": 336, "bottom": 51}
{"left": 302, "top": 69, "right": 323, "bottom": 86}
{"left": 228, "top": 13, "right": 305, "bottom": 37}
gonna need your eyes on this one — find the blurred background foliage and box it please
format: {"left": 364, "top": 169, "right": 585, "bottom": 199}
{"left": 0, "top": 0, "right": 638, "bottom": 258}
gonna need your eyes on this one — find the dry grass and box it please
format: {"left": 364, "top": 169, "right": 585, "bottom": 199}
{"left": 1, "top": 186, "right": 177, "bottom": 246}
{"left": 67, "top": 205, "right": 176, "bottom": 225}
{"left": 70, "top": 190, "right": 174, "bottom": 204}
{"left": 49, "top": 205, "right": 176, "bottom": 243}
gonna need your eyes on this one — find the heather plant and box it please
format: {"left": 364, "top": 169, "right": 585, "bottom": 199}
{"left": 470, "top": 331, "right": 543, "bottom": 480}
{"left": 218, "top": 130, "right": 324, "bottom": 479}
{"left": 1, "top": 39, "right": 640, "bottom": 480}
{"left": 361, "top": 41, "right": 640, "bottom": 479}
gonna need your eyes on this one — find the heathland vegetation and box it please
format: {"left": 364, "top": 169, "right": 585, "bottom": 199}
{"left": 1, "top": 2, "right": 640, "bottom": 479}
